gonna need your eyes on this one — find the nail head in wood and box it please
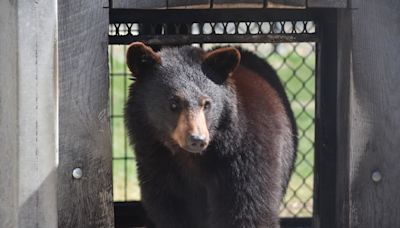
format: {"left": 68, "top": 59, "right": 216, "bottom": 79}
{"left": 72, "top": 168, "right": 83, "bottom": 179}
{"left": 371, "top": 171, "right": 382, "bottom": 183}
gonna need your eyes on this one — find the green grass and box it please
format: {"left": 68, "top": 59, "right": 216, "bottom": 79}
{"left": 109, "top": 43, "right": 315, "bottom": 217}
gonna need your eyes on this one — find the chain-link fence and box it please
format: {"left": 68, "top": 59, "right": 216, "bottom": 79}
{"left": 109, "top": 41, "right": 315, "bottom": 217}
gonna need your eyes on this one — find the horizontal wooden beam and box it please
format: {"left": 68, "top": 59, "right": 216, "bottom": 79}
{"left": 109, "top": 34, "right": 319, "bottom": 45}
{"left": 112, "top": 0, "right": 167, "bottom": 9}
{"left": 109, "top": 8, "right": 322, "bottom": 23}
{"left": 307, "top": 0, "right": 347, "bottom": 8}
{"left": 113, "top": 0, "right": 349, "bottom": 9}
{"left": 268, "top": 0, "right": 306, "bottom": 8}
{"left": 212, "top": 0, "right": 263, "bottom": 8}
{"left": 169, "top": 0, "right": 210, "bottom": 8}
{"left": 114, "top": 201, "right": 313, "bottom": 227}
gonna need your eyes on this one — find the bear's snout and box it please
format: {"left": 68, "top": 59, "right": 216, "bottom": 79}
{"left": 171, "top": 109, "right": 210, "bottom": 154}
{"left": 186, "top": 134, "right": 209, "bottom": 153}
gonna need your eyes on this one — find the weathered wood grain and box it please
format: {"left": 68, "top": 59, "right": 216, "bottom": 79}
{"left": 168, "top": 0, "right": 210, "bottom": 9}
{"left": 58, "top": 1, "right": 114, "bottom": 227}
{"left": 212, "top": 0, "right": 263, "bottom": 8}
{"left": 17, "top": 1, "right": 59, "bottom": 227}
{"left": 313, "top": 9, "right": 340, "bottom": 228}
{"left": 267, "top": 0, "right": 306, "bottom": 8}
{"left": 0, "top": 0, "right": 18, "bottom": 227}
{"left": 112, "top": 0, "right": 167, "bottom": 8}
{"left": 335, "top": 0, "right": 400, "bottom": 227}
{"left": 111, "top": 0, "right": 310, "bottom": 9}
{"left": 347, "top": 0, "right": 400, "bottom": 227}
{"left": 1, "top": 1, "right": 58, "bottom": 228}
{"left": 307, "top": 0, "right": 347, "bottom": 8}
{"left": 335, "top": 8, "right": 352, "bottom": 228}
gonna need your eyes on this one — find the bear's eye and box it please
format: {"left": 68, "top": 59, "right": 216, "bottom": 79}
{"left": 169, "top": 98, "right": 180, "bottom": 112}
{"left": 204, "top": 100, "right": 211, "bottom": 111}
{"left": 171, "top": 102, "right": 178, "bottom": 111}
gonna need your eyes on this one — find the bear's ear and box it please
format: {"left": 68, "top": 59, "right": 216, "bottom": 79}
{"left": 203, "top": 47, "right": 241, "bottom": 84}
{"left": 126, "top": 42, "right": 161, "bottom": 76}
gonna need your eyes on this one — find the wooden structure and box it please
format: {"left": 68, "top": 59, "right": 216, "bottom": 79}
{"left": 0, "top": 1, "right": 113, "bottom": 228}
{"left": 0, "top": 0, "right": 399, "bottom": 228}
{"left": 112, "top": 0, "right": 347, "bottom": 9}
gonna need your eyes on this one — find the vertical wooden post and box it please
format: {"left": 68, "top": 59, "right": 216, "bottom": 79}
{"left": 0, "top": 0, "right": 58, "bottom": 227}
{"left": 335, "top": 7, "right": 352, "bottom": 228}
{"left": 336, "top": 0, "right": 400, "bottom": 227}
{"left": 313, "top": 9, "right": 339, "bottom": 228}
{"left": 0, "top": 0, "right": 18, "bottom": 226}
{"left": 58, "top": 1, "right": 114, "bottom": 227}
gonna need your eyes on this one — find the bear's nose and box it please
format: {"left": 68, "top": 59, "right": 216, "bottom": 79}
{"left": 186, "top": 134, "right": 208, "bottom": 152}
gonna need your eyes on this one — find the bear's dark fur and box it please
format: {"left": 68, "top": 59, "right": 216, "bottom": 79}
{"left": 124, "top": 42, "right": 297, "bottom": 228}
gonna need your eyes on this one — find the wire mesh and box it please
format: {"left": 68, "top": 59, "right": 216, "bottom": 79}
{"left": 109, "top": 9, "right": 318, "bottom": 45}
{"left": 109, "top": 41, "right": 315, "bottom": 218}
{"left": 109, "top": 21, "right": 315, "bottom": 36}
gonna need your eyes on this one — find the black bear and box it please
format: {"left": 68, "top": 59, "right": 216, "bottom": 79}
{"left": 124, "top": 42, "right": 297, "bottom": 228}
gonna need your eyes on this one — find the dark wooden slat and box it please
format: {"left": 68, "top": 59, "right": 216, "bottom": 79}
{"left": 114, "top": 202, "right": 312, "bottom": 228}
{"left": 343, "top": 0, "right": 400, "bottom": 227}
{"left": 111, "top": 0, "right": 312, "bottom": 8}
{"left": 109, "top": 34, "right": 319, "bottom": 45}
{"left": 58, "top": 1, "right": 114, "bottom": 227}
{"left": 307, "top": 0, "right": 347, "bottom": 8}
{"left": 267, "top": 0, "right": 306, "bottom": 8}
{"left": 313, "top": 9, "right": 339, "bottom": 228}
{"left": 335, "top": 8, "right": 352, "bottom": 228}
{"left": 212, "top": 0, "right": 263, "bottom": 8}
{"left": 109, "top": 9, "right": 321, "bottom": 23}
{"left": 112, "top": 0, "right": 167, "bottom": 9}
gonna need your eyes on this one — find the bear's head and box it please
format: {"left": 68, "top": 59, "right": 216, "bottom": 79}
{"left": 126, "top": 42, "right": 240, "bottom": 154}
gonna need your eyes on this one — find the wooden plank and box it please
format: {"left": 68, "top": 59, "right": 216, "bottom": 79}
{"left": 112, "top": 0, "right": 167, "bottom": 8}
{"left": 1, "top": 1, "right": 59, "bottom": 227}
{"left": 110, "top": 34, "right": 319, "bottom": 45}
{"left": 110, "top": 0, "right": 344, "bottom": 9}
{"left": 109, "top": 9, "right": 320, "bottom": 24}
{"left": 0, "top": 0, "right": 18, "bottom": 226}
{"left": 313, "top": 9, "right": 339, "bottom": 228}
{"left": 1, "top": 1, "right": 58, "bottom": 228}
{"left": 212, "top": 0, "right": 263, "bottom": 8}
{"left": 17, "top": 1, "right": 58, "bottom": 227}
{"left": 307, "top": 0, "right": 347, "bottom": 8}
{"left": 58, "top": 1, "right": 114, "bottom": 228}
{"left": 114, "top": 201, "right": 313, "bottom": 227}
{"left": 168, "top": 0, "right": 210, "bottom": 9}
{"left": 347, "top": 0, "right": 400, "bottom": 227}
{"left": 113, "top": 0, "right": 266, "bottom": 8}
{"left": 335, "top": 0, "right": 400, "bottom": 227}
{"left": 335, "top": 8, "right": 352, "bottom": 228}
{"left": 267, "top": 0, "right": 306, "bottom": 8}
